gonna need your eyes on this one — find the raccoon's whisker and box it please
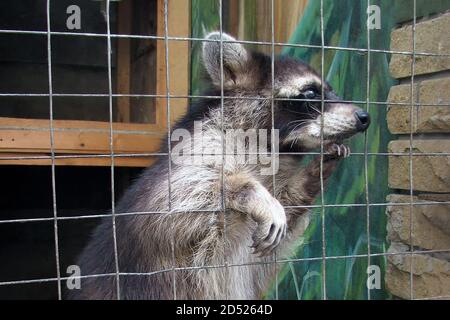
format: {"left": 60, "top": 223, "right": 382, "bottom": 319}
{"left": 288, "top": 121, "right": 310, "bottom": 135}
{"left": 290, "top": 139, "right": 297, "bottom": 149}
{"left": 307, "top": 102, "right": 322, "bottom": 115}
{"left": 286, "top": 119, "right": 309, "bottom": 128}
{"left": 292, "top": 136, "right": 301, "bottom": 149}
{"left": 288, "top": 119, "right": 312, "bottom": 148}
{"left": 313, "top": 105, "right": 322, "bottom": 114}
{"left": 288, "top": 110, "right": 316, "bottom": 117}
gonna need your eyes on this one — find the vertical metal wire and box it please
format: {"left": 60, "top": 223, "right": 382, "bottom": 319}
{"left": 270, "top": 0, "right": 278, "bottom": 301}
{"left": 105, "top": 0, "right": 121, "bottom": 299}
{"left": 163, "top": 0, "right": 176, "bottom": 300}
{"left": 319, "top": 0, "right": 327, "bottom": 300}
{"left": 45, "top": 0, "right": 62, "bottom": 299}
{"left": 408, "top": 0, "right": 417, "bottom": 301}
{"left": 218, "top": 0, "right": 229, "bottom": 300}
{"left": 364, "top": 0, "right": 372, "bottom": 300}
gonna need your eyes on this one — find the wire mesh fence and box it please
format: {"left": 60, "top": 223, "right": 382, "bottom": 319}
{"left": 0, "top": 0, "right": 449, "bottom": 300}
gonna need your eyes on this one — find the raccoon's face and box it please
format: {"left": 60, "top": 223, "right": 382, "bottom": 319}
{"left": 202, "top": 32, "right": 370, "bottom": 151}
{"left": 273, "top": 57, "right": 370, "bottom": 150}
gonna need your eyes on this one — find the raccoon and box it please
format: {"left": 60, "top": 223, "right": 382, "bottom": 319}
{"left": 69, "top": 32, "right": 370, "bottom": 300}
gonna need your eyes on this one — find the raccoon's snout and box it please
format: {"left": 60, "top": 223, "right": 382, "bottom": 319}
{"left": 354, "top": 110, "right": 370, "bottom": 132}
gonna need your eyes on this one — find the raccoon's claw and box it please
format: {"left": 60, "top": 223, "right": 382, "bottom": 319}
{"left": 256, "top": 224, "right": 287, "bottom": 257}
{"left": 252, "top": 224, "right": 286, "bottom": 257}
{"left": 251, "top": 197, "right": 287, "bottom": 257}
{"left": 325, "top": 143, "right": 351, "bottom": 159}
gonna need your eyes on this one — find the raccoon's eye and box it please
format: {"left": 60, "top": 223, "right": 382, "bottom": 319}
{"left": 302, "top": 89, "right": 319, "bottom": 99}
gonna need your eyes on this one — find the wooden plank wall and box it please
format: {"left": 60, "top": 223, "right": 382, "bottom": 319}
{"left": 232, "top": 0, "right": 308, "bottom": 54}
{"left": 117, "top": 0, "right": 132, "bottom": 123}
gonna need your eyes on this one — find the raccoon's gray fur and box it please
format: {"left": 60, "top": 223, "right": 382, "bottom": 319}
{"left": 69, "top": 32, "right": 370, "bottom": 300}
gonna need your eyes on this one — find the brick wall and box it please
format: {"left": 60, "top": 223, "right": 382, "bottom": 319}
{"left": 385, "top": 12, "right": 450, "bottom": 299}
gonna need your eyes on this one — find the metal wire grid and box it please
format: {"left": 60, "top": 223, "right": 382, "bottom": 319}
{"left": 0, "top": 0, "right": 448, "bottom": 300}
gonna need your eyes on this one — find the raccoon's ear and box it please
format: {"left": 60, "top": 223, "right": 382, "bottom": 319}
{"left": 202, "top": 32, "right": 250, "bottom": 88}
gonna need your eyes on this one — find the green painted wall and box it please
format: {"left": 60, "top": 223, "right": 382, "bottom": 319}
{"left": 271, "top": 0, "right": 396, "bottom": 300}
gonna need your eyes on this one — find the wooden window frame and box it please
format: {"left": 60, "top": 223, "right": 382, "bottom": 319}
{"left": 0, "top": 0, "right": 190, "bottom": 167}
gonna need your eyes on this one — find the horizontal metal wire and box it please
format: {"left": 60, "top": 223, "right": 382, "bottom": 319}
{"left": 0, "top": 200, "right": 448, "bottom": 225}
{"left": 414, "top": 295, "right": 450, "bottom": 300}
{"left": 1, "top": 92, "right": 449, "bottom": 108}
{"left": 0, "top": 152, "right": 449, "bottom": 162}
{"left": 1, "top": 247, "right": 449, "bottom": 288}
{"left": 0, "top": 28, "right": 449, "bottom": 58}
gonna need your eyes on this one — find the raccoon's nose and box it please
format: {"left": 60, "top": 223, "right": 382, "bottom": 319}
{"left": 355, "top": 110, "right": 371, "bottom": 132}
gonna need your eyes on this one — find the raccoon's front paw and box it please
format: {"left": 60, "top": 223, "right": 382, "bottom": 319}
{"left": 251, "top": 197, "right": 287, "bottom": 257}
{"left": 325, "top": 143, "right": 351, "bottom": 160}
